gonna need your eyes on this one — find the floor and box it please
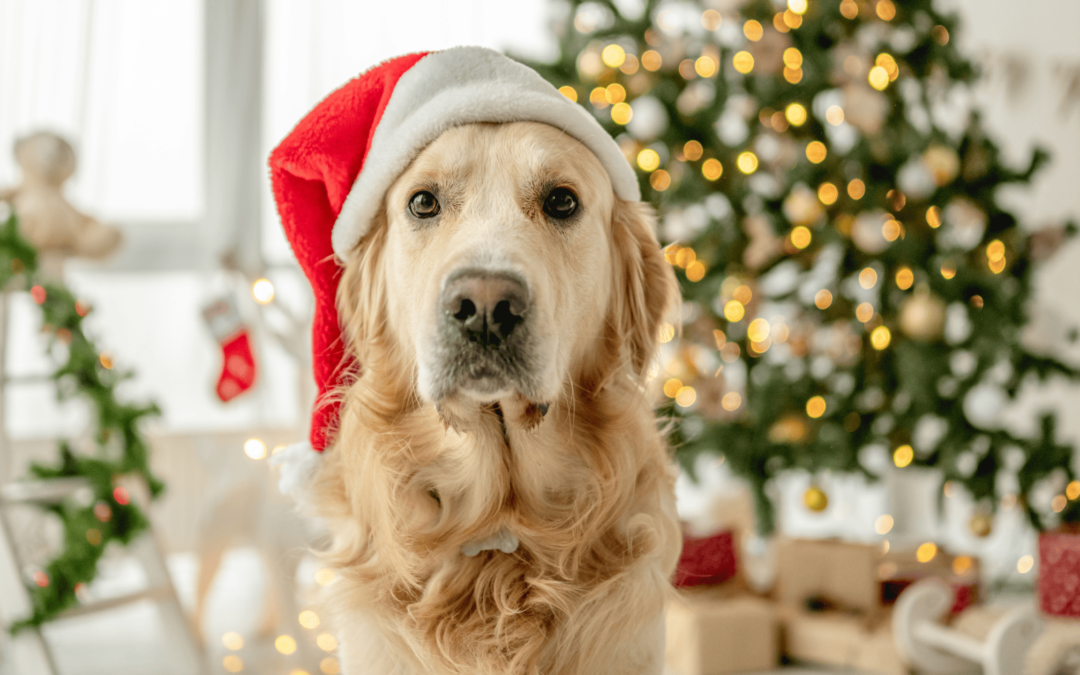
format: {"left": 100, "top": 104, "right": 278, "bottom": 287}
{"left": 0, "top": 545, "right": 850, "bottom": 675}
{"left": 0, "top": 547, "right": 332, "bottom": 675}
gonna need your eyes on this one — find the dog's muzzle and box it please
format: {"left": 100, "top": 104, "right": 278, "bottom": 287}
{"left": 436, "top": 268, "right": 535, "bottom": 398}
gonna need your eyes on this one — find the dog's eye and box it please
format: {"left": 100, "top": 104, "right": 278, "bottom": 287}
{"left": 543, "top": 187, "right": 578, "bottom": 220}
{"left": 409, "top": 191, "right": 440, "bottom": 218}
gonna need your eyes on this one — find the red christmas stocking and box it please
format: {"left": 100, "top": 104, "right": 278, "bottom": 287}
{"left": 202, "top": 297, "right": 257, "bottom": 402}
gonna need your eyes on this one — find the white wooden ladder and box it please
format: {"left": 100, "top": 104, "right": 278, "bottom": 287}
{"left": 0, "top": 290, "right": 208, "bottom": 674}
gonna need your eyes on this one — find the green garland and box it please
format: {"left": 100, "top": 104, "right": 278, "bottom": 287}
{"left": 1, "top": 209, "right": 163, "bottom": 631}
{"left": 527, "top": 0, "right": 1079, "bottom": 533}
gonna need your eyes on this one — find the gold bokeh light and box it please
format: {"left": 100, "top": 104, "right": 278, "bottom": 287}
{"left": 737, "top": 152, "right": 759, "bottom": 174}
{"left": 702, "top": 158, "right": 723, "bottom": 180}
{"left": 733, "top": 51, "right": 755, "bottom": 74}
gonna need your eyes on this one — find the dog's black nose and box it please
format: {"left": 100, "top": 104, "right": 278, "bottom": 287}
{"left": 443, "top": 270, "right": 529, "bottom": 347}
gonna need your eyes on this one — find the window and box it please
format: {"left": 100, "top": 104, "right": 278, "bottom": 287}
{"left": 0, "top": 0, "right": 203, "bottom": 222}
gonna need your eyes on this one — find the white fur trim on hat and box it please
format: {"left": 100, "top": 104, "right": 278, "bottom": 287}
{"left": 332, "top": 46, "right": 641, "bottom": 259}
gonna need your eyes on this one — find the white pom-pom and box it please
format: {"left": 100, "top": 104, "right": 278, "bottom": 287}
{"left": 268, "top": 441, "right": 323, "bottom": 502}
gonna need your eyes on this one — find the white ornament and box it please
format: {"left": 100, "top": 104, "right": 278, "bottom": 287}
{"left": 859, "top": 444, "right": 891, "bottom": 474}
{"left": 940, "top": 198, "right": 987, "bottom": 251}
{"left": 955, "top": 451, "right": 977, "bottom": 477}
{"left": 810, "top": 355, "right": 834, "bottom": 379}
{"left": 785, "top": 358, "right": 806, "bottom": 381}
{"left": 963, "top": 384, "right": 1006, "bottom": 428}
{"left": 824, "top": 122, "right": 859, "bottom": 155}
{"left": 749, "top": 173, "right": 782, "bottom": 198}
{"left": 872, "top": 413, "right": 896, "bottom": 435}
{"left": 944, "top": 303, "right": 972, "bottom": 345}
{"left": 716, "top": 109, "right": 750, "bottom": 146}
{"left": 783, "top": 184, "right": 824, "bottom": 226}
{"left": 950, "top": 350, "right": 977, "bottom": 379}
{"left": 987, "top": 360, "right": 1014, "bottom": 385}
{"left": 914, "top": 415, "right": 948, "bottom": 453}
{"left": 842, "top": 84, "right": 889, "bottom": 135}
{"left": 626, "top": 96, "right": 668, "bottom": 140}
{"left": 852, "top": 211, "right": 890, "bottom": 254}
{"left": 831, "top": 372, "right": 856, "bottom": 395}
{"left": 937, "top": 376, "right": 958, "bottom": 398}
{"left": 758, "top": 261, "right": 801, "bottom": 297}
{"left": 706, "top": 193, "right": 733, "bottom": 220}
{"left": 1003, "top": 447, "right": 1026, "bottom": 471}
{"left": 897, "top": 158, "right": 936, "bottom": 200}
{"left": 857, "top": 387, "right": 885, "bottom": 411}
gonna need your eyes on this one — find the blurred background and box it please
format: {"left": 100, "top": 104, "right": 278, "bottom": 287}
{"left": 0, "top": 0, "right": 1078, "bottom": 674}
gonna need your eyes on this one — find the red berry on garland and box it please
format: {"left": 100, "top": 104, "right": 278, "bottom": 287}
{"left": 93, "top": 501, "right": 112, "bottom": 523}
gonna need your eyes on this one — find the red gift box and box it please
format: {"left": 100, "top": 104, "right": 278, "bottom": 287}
{"left": 674, "top": 528, "right": 737, "bottom": 588}
{"left": 1039, "top": 528, "right": 1080, "bottom": 617}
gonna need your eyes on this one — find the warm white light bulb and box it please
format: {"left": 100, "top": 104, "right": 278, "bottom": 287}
{"left": 252, "top": 278, "right": 275, "bottom": 304}
{"left": 244, "top": 438, "right": 267, "bottom": 460}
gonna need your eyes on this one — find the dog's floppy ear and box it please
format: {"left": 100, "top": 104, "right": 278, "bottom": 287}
{"left": 609, "top": 199, "right": 680, "bottom": 379}
{"left": 336, "top": 210, "right": 390, "bottom": 361}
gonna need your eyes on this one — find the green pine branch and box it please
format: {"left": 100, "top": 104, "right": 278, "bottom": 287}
{"left": 1, "top": 209, "right": 163, "bottom": 631}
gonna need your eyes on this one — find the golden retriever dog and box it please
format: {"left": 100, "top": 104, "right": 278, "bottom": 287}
{"left": 308, "top": 120, "right": 682, "bottom": 675}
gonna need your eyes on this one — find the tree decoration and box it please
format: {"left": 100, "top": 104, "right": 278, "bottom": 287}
{"left": 527, "top": 0, "right": 1079, "bottom": 533}
{"left": 803, "top": 485, "right": 829, "bottom": 513}
{"left": 898, "top": 286, "right": 946, "bottom": 341}
{"left": 968, "top": 511, "right": 993, "bottom": 538}
{"left": 0, "top": 209, "right": 162, "bottom": 631}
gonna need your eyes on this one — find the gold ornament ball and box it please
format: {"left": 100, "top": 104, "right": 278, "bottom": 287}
{"left": 804, "top": 486, "right": 829, "bottom": 512}
{"left": 969, "top": 512, "right": 993, "bottom": 538}
{"left": 899, "top": 288, "right": 946, "bottom": 341}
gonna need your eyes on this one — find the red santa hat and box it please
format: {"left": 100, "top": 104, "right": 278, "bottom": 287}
{"left": 268, "top": 47, "right": 639, "bottom": 467}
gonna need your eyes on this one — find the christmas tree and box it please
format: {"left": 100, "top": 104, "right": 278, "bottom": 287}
{"left": 527, "top": 0, "right": 1078, "bottom": 534}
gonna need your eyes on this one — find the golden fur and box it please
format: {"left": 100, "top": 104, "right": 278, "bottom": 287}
{"left": 309, "top": 122, "right": 682, "bottom": 674}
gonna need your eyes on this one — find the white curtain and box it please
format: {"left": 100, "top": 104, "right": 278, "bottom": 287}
{"left": 0, "top": 0, "right": 203, "bottom": 222}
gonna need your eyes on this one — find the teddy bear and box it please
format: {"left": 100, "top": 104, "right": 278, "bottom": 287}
{"left": 0, "top": 131, "right": 121, "bottom": 278}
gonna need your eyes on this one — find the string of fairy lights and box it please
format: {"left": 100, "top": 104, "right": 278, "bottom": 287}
{"left": 236, "top": 434, "right": 341, "bottom": 673}
{"left": 525, "top": 0, "right": 1080, "bottom": 546}
{"left": 217, "top": 604, "right": 342, "bottom": 674}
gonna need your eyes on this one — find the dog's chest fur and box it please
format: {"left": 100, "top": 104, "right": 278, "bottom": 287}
{"left": 316, "top": 378, "right": 678, "bottom": 674}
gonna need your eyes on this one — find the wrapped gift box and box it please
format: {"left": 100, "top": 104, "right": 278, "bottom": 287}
{"left": 665, "top": 586, "right": 778, "bottom": 675}
{"left": 775, "top": 538, "right": 884, "bottom": 617}
{"left": 675, "top": 528, "right": 737, "bottom": 588}
{"left": 780, "top": 607, "right": 905, "bottom": 675}
{"left": 1039, "top": 528, "right": 1080, "bottom": 618}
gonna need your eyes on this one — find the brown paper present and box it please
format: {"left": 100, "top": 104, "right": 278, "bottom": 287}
{"left": 665, "top": 586, "right": 778, "bottom": 675}
{"left": 780, "top": 607, "right": 905, "bottom": 675}
{"left": 775, "top": 538, "right": 884, "bottom": 617}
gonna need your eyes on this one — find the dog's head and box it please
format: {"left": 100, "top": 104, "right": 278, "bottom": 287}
{"left": 338, "top": 121, "right": 677, "bottom": 414}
